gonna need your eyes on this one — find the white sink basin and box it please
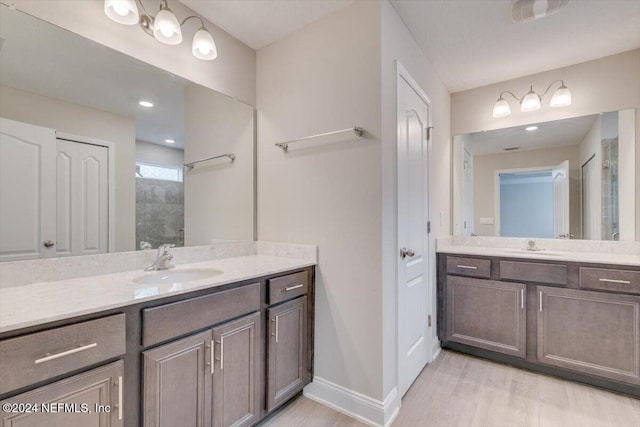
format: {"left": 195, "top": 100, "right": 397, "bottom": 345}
{"left": 133, "top": 268, "right": 224, "bottom": 285}
{"left": 506, "top": 249, "right": 564, "bottom": 257}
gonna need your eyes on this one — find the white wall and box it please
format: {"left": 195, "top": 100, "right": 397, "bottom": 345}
{"left": 380, "top": 0, "right": 451, "bottom": 414}
{"left": 11, "top": 0, "right": 256, "bottom": 105}
{"left": 184, "top": 84, "right": 254, "bottom": 244}
{"left": 136, "top": 140, "right": 184, "bottom": 166}
{"left": 0, "top": 84, "right": 135, "bottom": 252}
{"left": 257, "top": 0, "right": 384, "bottom": 415}
{"left": 451, "top": 49, "right": 640, "bottom": 239}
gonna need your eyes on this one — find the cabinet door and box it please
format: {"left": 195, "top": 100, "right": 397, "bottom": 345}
{"left": 267, "top": 296, "right": 307, "bottom": 412}
{"left": 143, "top": 330, "right": 212, "bottom": 427}
{"left": 0, "top": 361, "right": 123, "bottom": 427}
{"left": 537, "top": 286, "right": 640, "bottom": 384}
{"left": 211, "top": 312, "right": 260, "bottom": 427}
{"left": 446, "top": 276, "right": 526, "bottom": 358}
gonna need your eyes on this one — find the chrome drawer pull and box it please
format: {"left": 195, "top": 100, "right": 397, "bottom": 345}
{"left": 598, "top": 278, "right": 631, "bottom": 284}
{"left": 35, "top": 343, "right": 97, "bottom": 364}
{"left": 284, "top": 284, "right": 304, "bottom": 292}
{"left": 117, "top": 375, "right": 123, "bottom": 420}
{"left": 220, "top": 337, "right": 224, "bottom": 371}
{"left": 456, "top": 265, "right": 478, "bottom": 270}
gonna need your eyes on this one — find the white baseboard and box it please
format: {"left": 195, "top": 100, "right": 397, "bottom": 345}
{"left": 431, "top": 337, "right": 441, "bottom": 361}
{"left": 303, "top": 377, "right": 400, "bottom": 427}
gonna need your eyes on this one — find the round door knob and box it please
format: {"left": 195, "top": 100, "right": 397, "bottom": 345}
{"left": 43, "top": 240, "right": 55, "bottom": 248}
{"left": 400, "top": 248, "right": 415, "bottom": 259}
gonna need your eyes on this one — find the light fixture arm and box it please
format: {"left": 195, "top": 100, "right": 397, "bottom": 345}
{"left": 181, "top": 15, "right": 206, "bottom": 30}
{"left": 538, "top": 79, "right": 566, "bottom": 98}
{"left": 498, "top": 90, "right": 523, "bottom": 103}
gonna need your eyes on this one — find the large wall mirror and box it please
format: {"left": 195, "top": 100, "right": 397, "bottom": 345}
{"left": 452, "top": 110, "right": 636, "bottom": 241}
{"left": 0, "top": 5, "right": 255, "bottom": 262}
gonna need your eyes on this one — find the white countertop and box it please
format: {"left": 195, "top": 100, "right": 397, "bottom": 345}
{"left": 437, "top": 244, "right": 639, "bottom": 266}
{"left": 0, "top": 255, "right": 315, "bottom": 334}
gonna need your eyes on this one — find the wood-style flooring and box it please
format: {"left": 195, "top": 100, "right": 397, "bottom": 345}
{"left": 262, "top": 350, "right": 640, "bottom": 427}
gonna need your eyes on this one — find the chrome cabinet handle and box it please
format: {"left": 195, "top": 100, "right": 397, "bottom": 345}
{"left": 539, "top": 291, "right": 543, "bottom": 312}
{"left": 207, "top": 341, "right": 214, "bottom": 374}
{"left": 599, "top": 278, "right": 631, "bottom": 284}
{"left": 274, "top": 316, "right": 280, "bottom": 343}
{"left": 220, "top": 337, "right": 224, "bottom": 371}
{"left": 400, "top": 248, "right": 415, "bottom": 259}
{"left": 35, "top": 343, "right": 97, "bottom": 364}
{"left": 43, "top": 240, "right": 55, "bottom": 248}
{"left": 456, "top": 265, "right": 477, "bottom": 270}
{"left": 284, "top": 284, "right": 304, "bottom": 292}
{"left": 520, "top": 289, "right": 524, "bottom": 309}
{"left": 117, "top": 375, "right": 123, "bottom": 420}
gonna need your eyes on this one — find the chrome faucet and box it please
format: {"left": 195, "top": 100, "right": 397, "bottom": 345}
{"left": 145, "top": 244, "right": 175, "bottom": 271}
{"left": 526, "top": 240, "right": 538, "bottom": 251}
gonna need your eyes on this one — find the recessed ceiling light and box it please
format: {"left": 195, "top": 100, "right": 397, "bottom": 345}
{"left": 165, "top": 139, "right": 175, "bottom": 144}
{"left": 139, "top": 100, "right": 154, "bottom": 108}
{"left": 525, "top": 126, "right": 538, "bottom": 131}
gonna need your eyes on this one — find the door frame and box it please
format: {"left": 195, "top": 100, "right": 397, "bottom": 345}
{"left": 56, "top": 132, "right": 116, "bottom": 252}
{"left": 396, "top": 61, "right": 433, "bottom": 396}
{"left": 494, "top": 164, "right": 555, "bottom": 237}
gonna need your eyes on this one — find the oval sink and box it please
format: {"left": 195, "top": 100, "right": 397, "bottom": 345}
{"left": 133, "top": 268, "right": 223, "bottom": 285}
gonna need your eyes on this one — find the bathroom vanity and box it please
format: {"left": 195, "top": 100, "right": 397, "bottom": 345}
{"left": 0, "top": 253, "right": 315, "bottom": 427}
{"left": 437, "top": 248, "right": 640, "bottom": 396}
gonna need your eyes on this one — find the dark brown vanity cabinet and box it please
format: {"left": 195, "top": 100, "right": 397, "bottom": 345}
{"left": 537, "top": 286, "right": 640, "bottom": 385}
{"left": 445, "top": 276, "right": 526, "bottom": 358}
{"left": 0, "top": 266, "right": 315, "bottom": 427}
{"left": 438, "top": 253, "right": 640, "bottom": 396}
{"left": 0, "top": 361, "right": 124, "bottom": 427}
{"left": 142, "top": 313, "right": 260, "bottom": 427}
{"left": 266, "top": 297, "right": 308, "bottom": 411}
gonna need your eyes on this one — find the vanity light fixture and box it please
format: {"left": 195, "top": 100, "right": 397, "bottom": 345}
{"left": 104, "top": 0, "right": 218, "bottom": 60}
{"left": 138, "top": 100, "right": 154, "bottom": 107}
{"left": 492, "top": 80, "right": 571, "bottom": 118}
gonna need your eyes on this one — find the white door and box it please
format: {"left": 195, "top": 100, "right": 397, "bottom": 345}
{"left": 56, "top": 139, "right": 109, "bottom": 256}
{"left": 552, "top": 160, "right": 570, "bottom": 238}
{"left": 397, "top": 65, "right": 431, "bottom": 397}
{"left": 0, "top": 118, "right": 57, "bottom": 261}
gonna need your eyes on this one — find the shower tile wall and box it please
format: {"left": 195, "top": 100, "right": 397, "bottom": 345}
{"left": 136, "top": 178, "right": 184, "bottom": 249}
{"left": 601, "top": 138, "right": 619, "bottom": 240}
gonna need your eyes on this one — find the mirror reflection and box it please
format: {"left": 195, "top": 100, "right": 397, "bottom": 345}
{"left": 453, "top": 110, "right": 635, "bottom": 241}
{"left": 0, "top": 6, "right": 255, "bottom": 262}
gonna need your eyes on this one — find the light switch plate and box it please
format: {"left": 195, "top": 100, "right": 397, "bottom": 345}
{"left": 480, "top": 217, "right": 494, "bottom": 225}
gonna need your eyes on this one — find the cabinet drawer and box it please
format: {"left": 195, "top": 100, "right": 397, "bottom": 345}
{"left": 0, "top": 314, "right": 126, "bottom": 394}
{"left": 142, "top": 283, "right": 260, "bottom": 347}
{"left": 500, "top": 260, "right": 567, "bottom": 285}
{"left": 579, "top": 267, "right": 640, "bottom": 295}
{"left": 268, "top": 271, "right": 308, "bottom": 304}
{"left": 446, "top": 256, "right": 491, "bottom": 278}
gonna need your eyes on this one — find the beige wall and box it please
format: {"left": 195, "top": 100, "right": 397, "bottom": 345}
{"left": 451, "top": 49, "right": 640, "bottom": 239}
{"left": 0, "top": 85, "right": 136, "bottom": 251}
{"left": 472, "top": 145, "right": 582, "bottom": 238}
{"left": 136, "top": 140, "right": 184, "bottom": 166}
{"left": 257, "top": 0, "right": 383, "bottom": 405}
{"left": 579, "top": 117, "right": 602, "bottom": 239}
{"left": 11, "top": 0, "right": 256, "bottom": 105}
{"left": 380, "top": 0, "right": 451, "bottom": 407}
{"left": 184, "top": 85, "right": 254, "bottom": 244}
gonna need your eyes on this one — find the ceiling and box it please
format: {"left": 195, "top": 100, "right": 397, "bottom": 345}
{"left": 181, "top": 0, "right": 639, "bottom": 93}
{"left": 464, "top": 114, "right": 599, "bottom": 155}
{"left": 180, "top": 0, "right": 355, "bottom": 50}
